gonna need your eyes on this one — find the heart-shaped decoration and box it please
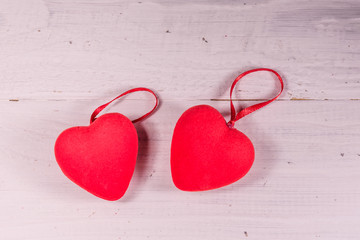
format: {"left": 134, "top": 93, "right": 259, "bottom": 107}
{"left": 170, "top": 68, "right": 284, "bottom": 191}
{"left": 55, "top": 113, "right": 138, "bottom": 200}
{"left": 171, "top": 105, "right": 255, "bottom": 191}
{"left": 54, "top": 87, "right": 158, "bottom": 200}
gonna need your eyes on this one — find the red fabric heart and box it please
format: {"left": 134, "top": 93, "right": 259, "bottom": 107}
{"left": 171, "top": 105, "right": 255, "bottom": 191}
{"left": 54, "top": 88, "right": 158, "bottom": 200}
{"left": 55, "top": 113, "right": 138, "bottom": 200}
{"left": 171, "top": 68, "right": 283, "bottom": 191}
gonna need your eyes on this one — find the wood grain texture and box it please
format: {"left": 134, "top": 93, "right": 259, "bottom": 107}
{"left": 0, "top": 0, "right": 359, "bottom": 239}
{"left": 0, "top": 0, "right": 360, "bottom": 101}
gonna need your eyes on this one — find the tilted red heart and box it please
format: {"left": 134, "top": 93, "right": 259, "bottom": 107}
{"left": 171, "top": 68, "right": 283, "bottom": 191}
{"left": 171, "top": 105, "right": 255, "bottom": 191}
{"left": 55, "top": 113, "right": 138, "bottom": 200}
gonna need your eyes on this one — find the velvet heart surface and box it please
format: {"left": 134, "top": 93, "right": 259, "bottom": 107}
{"left": 171, "top": 105, "right": 255, "bottom": 191}
{"left": 171, "top": 68, "right": 284, "bottom": 192}
{"left": 55, "top": 113, "right": 138, "bottom": 201}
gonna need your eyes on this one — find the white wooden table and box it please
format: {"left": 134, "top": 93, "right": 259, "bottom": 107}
{"left": 1, "top": 0, "right": 359, "bottom": 239}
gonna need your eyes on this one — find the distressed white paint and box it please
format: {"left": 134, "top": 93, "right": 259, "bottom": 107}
{"left": 1, "top": 0, "right": 360, "bottom": 101}
{"left": 0, "top": 0, "right": 360, "bottom": 239}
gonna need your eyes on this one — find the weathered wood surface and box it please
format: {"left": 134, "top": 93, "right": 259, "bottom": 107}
{"left": 0, "top": 0, "right": 359, "bottom": 239}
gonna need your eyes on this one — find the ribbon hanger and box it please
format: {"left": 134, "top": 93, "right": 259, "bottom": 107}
{"left": 228, "top": 68, "right": 284, "bottom": 127}
{"left": 90, "top": 87, "right": 159, "bottom": 124}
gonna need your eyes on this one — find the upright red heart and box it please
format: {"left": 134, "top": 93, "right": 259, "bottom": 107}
{"left": 171, "top": 105, "right": 255, "bottom": 191}
{"left": 54, "top": 88, "right": 158, "bottom": 201}
{"left": 171, "top": 68, "right": 284, "bottom": 191}
{"left": 55, "top": 113, "right": 138, "bottom": 200}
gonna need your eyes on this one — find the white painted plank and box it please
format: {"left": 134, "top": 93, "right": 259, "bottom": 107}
{"left": 0, "top": 99, "right": 359, "bottom": 239}
{"left": 0, "top": 0, "right": 359, "bottom": 100}
{"left": 1, "top": 0, "right": 360, "bottom": 239}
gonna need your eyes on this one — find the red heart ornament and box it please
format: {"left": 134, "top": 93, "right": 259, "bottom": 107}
{"left": 55, "top": 113, "right": 138, "bottom": 201}
{"left": 171, "top": 68, "right": 284, "bottom": 191}
{"left": 171, "top": 105, "right": 255, "bottom": 191}
{"left": 54, "top": 88, "right": 158, "bottom": 200}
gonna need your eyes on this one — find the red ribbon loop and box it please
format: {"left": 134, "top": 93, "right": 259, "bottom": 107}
{"left": 228, "top": 68, "right": 284, "bottom": 126}
{"left": 90, "top": 87, "right": 159, "bottom": 124}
